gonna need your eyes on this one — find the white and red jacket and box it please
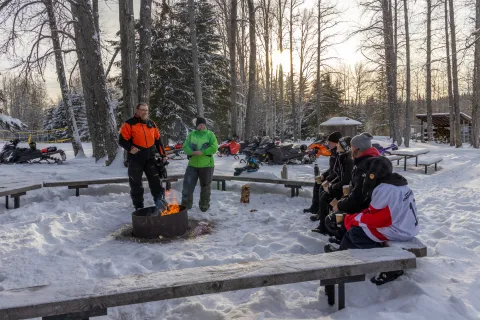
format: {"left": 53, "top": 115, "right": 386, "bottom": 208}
{"left": 344, "top": 183, "right": 420, "bottom": 242}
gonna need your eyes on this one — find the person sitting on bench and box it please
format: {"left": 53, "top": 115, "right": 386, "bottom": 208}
{"left": 326, "top": 156, "right": 420, "bottom": 285}
{"left": 311, "top": 137, "right": 353, "bottom": 234}
{"left": 304, "top": 131, "right": 342, "bottom": 218}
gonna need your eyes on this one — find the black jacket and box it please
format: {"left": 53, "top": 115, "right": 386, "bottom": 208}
{"left": 337, "top": 148, "right": 380, "bottom": 214}
{"left": 329, "top": 151, "right": 354, "bottom": 193}
{"left": 321, "top": 148, "right": 337, "bottom": 181}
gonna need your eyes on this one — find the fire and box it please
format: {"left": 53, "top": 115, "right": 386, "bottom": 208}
{"left": 160, "top": 190, "right": 181, "bottom": 216}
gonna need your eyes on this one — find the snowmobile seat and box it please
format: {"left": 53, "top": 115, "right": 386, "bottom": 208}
{"left": 0, "top": 183, "right": 42, "bottom": 209}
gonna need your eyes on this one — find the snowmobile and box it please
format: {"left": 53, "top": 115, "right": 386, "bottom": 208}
{"left": 217, "top": 138, "right": 241, "bottom": 159}
{"left": 234, "top": 155, "right": 261, "bottom": 176}
{"left": 164, "top": 142, "right": 185, "bottom": 160}
{"left": 0, "top": 140, "right": 66, "bottom": 164}
{"left": 239, "top": 136, "right": 261, "bottom": 163}
{"left": 373, "top": 143, "right": 398, "bottom": 156}
{"left": 307, "top": 139, "right": 332, "bottom": 158}
{"left": 254, "top": 141, "right": 317, "bottom": 165}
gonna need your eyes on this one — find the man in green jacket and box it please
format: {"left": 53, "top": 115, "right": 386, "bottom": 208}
{"left": 181, "top": 117, "right": 218, "bottom": 212}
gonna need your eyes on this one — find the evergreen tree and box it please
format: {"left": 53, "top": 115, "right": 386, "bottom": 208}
{"left": 150, "top": 0, "right": 230, "bottom": 141}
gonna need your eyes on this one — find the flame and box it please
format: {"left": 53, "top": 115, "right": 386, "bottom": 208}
{"left": 160, "top": 190, "right": 181, "bottom": 216}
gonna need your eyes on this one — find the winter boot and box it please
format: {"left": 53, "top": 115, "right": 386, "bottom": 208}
{"left": 324, "top": 244, "right": 339, "bottom": 253}
{"left": 310, "top": 214, "right": 320, "bottom": 221}
{"left": 370, "top": 270, "right": 404, "bottom": 285}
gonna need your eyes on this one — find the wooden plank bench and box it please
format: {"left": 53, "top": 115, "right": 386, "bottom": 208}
{"left": 417, "top": 156, "right": 443, "bottom": 174}
{"left": 43, "top": 174, "right": 184, "bottom": 197}
{"left": 0, "top": 184, "right": 42, "bottom": 210}
{"left": 391, "top": 148, "right": 430, "bottom": 171}
{"left": 43, "top": 175, "right": 314, "bottom": 198}
{"left": 0, "top": 248, "right": 416, "bottom": 319}
{"left": 212, "top": 174, "right": 314, "bottom": 197}
{"left": 385, "top": 155, "right": 403, "bottom": 165}
{"left": 384, "top": 237, "right": 427, "bottom": 258}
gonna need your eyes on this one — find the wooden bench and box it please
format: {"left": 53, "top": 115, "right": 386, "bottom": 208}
{"left": 0, "top": 184, "right": 42, "bottom": 209}
{"left": 0, "top": 248, "right": 416, "bottom": 319}
{"left": 384, "top": 237, "right": 427, "bottom": 258}
{"left": 385, "top": 155, "right": 403, "bottom": 165}
{"left": 212, "top": 174, "right": 314, "bottom": 197}
{"left": 391, "top": 148, "right": 430, "bottom": 171}
{"left": 43, "top": 175, "right": 314, "bottom": 198}
{"left": 417, "top": 156, "right": 443, "bottom": 174}
{"left": 43, "top": 175, "right": 184, "bottom": 197}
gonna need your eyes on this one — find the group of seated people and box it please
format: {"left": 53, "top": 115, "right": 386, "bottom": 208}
{"left": 305, "top": 131, "right": 420, "bottom": 285}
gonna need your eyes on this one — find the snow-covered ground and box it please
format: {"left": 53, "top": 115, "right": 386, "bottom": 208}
{"left": 1, "top": 139, "right": 480, "bottom": 319}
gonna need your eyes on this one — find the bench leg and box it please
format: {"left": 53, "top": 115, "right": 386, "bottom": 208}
{"left": 415, "top": 156, "right": 418, "bottom": 167}
{"left": 13, "top": 196, "right": 20, "bottom": 209}
{"left": 397, "top": 159, "right": 400, "bottom": 165}
{"left": 425, "top": 165, "right": 428, "bottom": 174}
{"left": 75, "top": 187, "right": 80, "bottom": 197}
{"left": 435, "top": 162, "right": 438, "bottom": 171}
{"left": 325, "top": 284, "right": 335, "bottom": 306}
{"left": 404, "top": 156, "right": 407, "bottom": 171}
{"left": 296, "top": 187, "right": 299, "bottom": 197}
{"left": 338, "top": 282, "right": 345, "bottom": 310}
{"left": 5, "top": 196, "right": 8, "bottom": 209}
{"left": 217, "top": 181, "right": 220, "bottom": 190}
{"left": 291, "top": 187, "right": 295, "bottom": 198}
{"left": 222, "top": 181, "right": 226, "bottom": 191}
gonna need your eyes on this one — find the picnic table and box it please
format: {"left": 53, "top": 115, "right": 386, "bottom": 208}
{"left": 391, "top": 148, "right": 430, "bottom": 171}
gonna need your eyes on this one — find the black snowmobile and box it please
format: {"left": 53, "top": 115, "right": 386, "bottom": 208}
{"left": 0, "top": 140, "right": 67, "bottom": 164}
{"left": 239, "top": 136, "right": 261, "bottom": 163}
{"left": 254, "top": 141, "right": 316, "bottom": 165}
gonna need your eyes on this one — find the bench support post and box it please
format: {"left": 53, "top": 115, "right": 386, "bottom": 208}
{"left": 320, "top": 274, "right": 366, "bottom": 310}
{"left": 222, "top": 181, "right": 226, "bottom": 191}
{"left": 425, "top": 165, "right": 428, "bottom": 174}
{"left": 5, "top": 192, "right": 26, "bottom": 209}
{"left": 68, "top": 185, "right": 88, "bottom": 197}
{"left": 404, "top": 156, "right": 407, "bottom": 171}
{"left": 42, "top": 308, "right": 107, "bottom": 320}
{"left": 435, "top": 162, "right": 438, "bottom": 171}
{"left": 285, "top": 185, "right": 301, "bottom": 198}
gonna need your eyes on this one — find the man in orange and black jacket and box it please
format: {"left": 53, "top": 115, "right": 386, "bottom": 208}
{"left": 119, "top": 103, "right": 167, "bottom": 210}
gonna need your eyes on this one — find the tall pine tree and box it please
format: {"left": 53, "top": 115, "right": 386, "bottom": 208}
{"left": 150, "top": 0, "right": 230, "bottom": 141}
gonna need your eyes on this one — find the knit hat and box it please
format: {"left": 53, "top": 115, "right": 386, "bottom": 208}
{"left": 196, "top": 117, "right": 207, "bottom": 127}
{"left": 327, "top": 131, "right": 342, "bottom": 143}
{"left": 351, "top": 132, "right": 374, "bottom": 151}
{"left": 362, "top": 156, "right": 393, "bottom": 198}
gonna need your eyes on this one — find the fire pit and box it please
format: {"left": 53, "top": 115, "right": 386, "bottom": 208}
{"left": 132, "top": 204, "right": 189, "bottom": 239}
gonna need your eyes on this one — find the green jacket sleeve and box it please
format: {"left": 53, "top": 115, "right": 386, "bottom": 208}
{"left": 183, "top": 133, "right": 193, "bottom": 155}
{"left": 202, "top": 131, "right": 218, "bottom": 156}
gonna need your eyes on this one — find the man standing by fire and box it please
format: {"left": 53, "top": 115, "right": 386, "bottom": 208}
{"left": 119, "top": 103, "right": 168, "bottom": 211}
{"left": 181, "top": 117, "right": 218, "bottom": 212}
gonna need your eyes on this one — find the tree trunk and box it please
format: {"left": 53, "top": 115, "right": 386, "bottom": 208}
{"left": 316, "top": 0, "right": 322, "bottom": 136}
{"left": 276, "top": 0, "right": 285, "bottom": 141}
{"left": 290, "top": 0, "right": 295, "bottom": 140}
{"left": 188, "top": 0, "right": 204, "bottom": 116}
{"left": 119, "top": 0, "right": 138, "bottom": 119}
{"left": 230, "top": 0, "right": 238, "bottom": 135}
{"left": 448, "top": 0, "right": 461, "bottom": 147}
{"left": 403, "top": 0, "right": 411, "bottom": 147}
{"left": 245, "top": 0, "right": 256, "bottom": 139}
{"left": 262, "top": 0, "right": 272, "bottom": 137}
{"left": 44, "top": 0, "right": 84, "bottom": 157}
{"left": 426, "top": 0, "right": 433, "bottom": 142}
{"left": 93, "top": 0, "right": 100, "bottom": 36}
{"left": 138, "top": 0, "right": 153, "bottom": 105}
{"left": 393, "top": 0, "right": 402, "bottom": 146}
{"left": 72, "top": 0, "right": 119, "bottom": 163}
{"left": 72, "top": 3, "right": 103, "bottom": 160}
{"left": 473, "top": 0, "right": 480, "bottom": 148}
{"left": 444, "top": 0, "right": 455, "bottom": 146}
{"left": 382, "top": 0, "right": 399, "bottom": 145}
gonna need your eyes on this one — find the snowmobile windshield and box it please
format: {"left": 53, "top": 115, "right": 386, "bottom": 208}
{"left": 259, "top": 137, "right": 272, "bottom": 145}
